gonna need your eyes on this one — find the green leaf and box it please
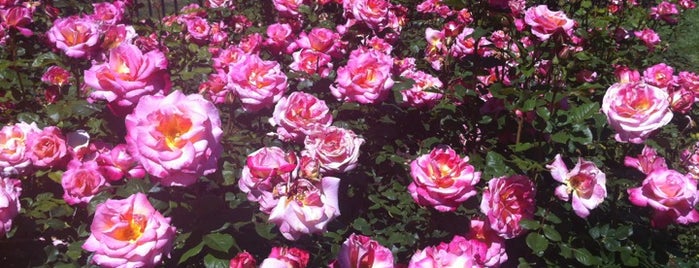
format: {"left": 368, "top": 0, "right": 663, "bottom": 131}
{"left": 543, "top": 225, "right": 562, "bottom": 242}
{"left": 573, "top": 248, "right": 597, "bottom": 266}
{"left": 526, "top": 233, "right": 549, "bottom": 255}
{"left": 519, "top": 219, "right": 541, "bottom": 230}
{"left": 203, "top": 233, "right": 235, "bottom": 253}
{"left": 352, "top": 218, "right": 373, "bottom": 235}
{"left": 566, "top": 102, "right": 599, "bottom": 124}
{"left": 179, "top": 241, "right": 204, "bottom": 264}
{"left": 31, "top": 52, "right": 60, "bottom": 67}
{"left": 614, "top": 225, "right": 633, "bottom": 240}
{"left": 254, "top": 222, "right": 277, "bottom": 240}
{"left": 620, "top": 247, "right": 639, "bottom": 266}
{"left": 204, "top": 253, "right": 229, "bottom": 268}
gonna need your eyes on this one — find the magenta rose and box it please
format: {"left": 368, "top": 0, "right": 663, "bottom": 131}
{"left": 41, "top": 66, "right": 72, "bottom": 87}
{"left": 459, "top": 218, "right": 508, "bottom": 267}
{"left": 270, "top": 91, "right": 333, "bottom": 142}
{"left": 125, "top": 91, "right": 223, "bottom": 187}
{"left": 480, "top": 175, "right": 536, "bottom": 239}
{"left": 399, "top": 69, "right": 444, "bottom": 108}
{"left": 0, "top": 122, "right": 39, "bottom": 176}
{"left": 46, "top": 15, "right": 100, "bottom": 58}
{"left": 0, "top": 177, "right": 21, "bottom": 236}
{"left": 624, "top": 145, "right": 667, "bottom": 175}
{"left": 83, "top": 193, "right": 176, "bottom": 267}
{"left": 61, "top": 160, "right": 108, "bottom": 205}
{"left": 336, "top": 233, "right": 394, "bottom": 268}
{"left": 642, "top": 63, "right": 675, "bottom": 88}
{"left": 628, "top": 169, "right": 699, "bottom": 228}
{"left": 408, "top": 236, "right": 474, "bottom": 267}
{"left": 260, "top": 247, "right": 310, "bottom": 268}
{"left": 228, "top": 54, "right": 288, "bottom": 112}
{"left": 90, "top": 1, "right": 125, "bottom": 25}
{"left": 230, "top": 251, "right": 256, "bottom": 268}
{"left": 85, "top": 43, "right": 171, "bottom": 116}
{"left": 547, "top": 154, "right": 607, "bottom": 218}
{"left": 289, "top": 49, "right": 334, "bottom": 78}
{"left": 601, "top": 82, "right": 673, "bottom": 143}
{"left": 304, "top": 126, "right": 364, "bottom": 174}
{"left": 408, "top": 146, "right": 480, "bottom": 212}
{"left": 27, "top": 126, "right": 67, "bottom": 168}
{"left": 238, "top": 146, "right": 296, "bottom": 213}
{"left": 331, "top": 48, "right": 394, "bottom": 104}
{"left": 524, "top": 5, "right": 575, "bottom": 41}
{"left": 268, "top": 177, "right": 340, "bottom": 240}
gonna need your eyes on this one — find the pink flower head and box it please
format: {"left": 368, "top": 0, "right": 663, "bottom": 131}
{"left": 85, "top": 43, "right": 171, "bottom": 116}
{"left": 295, "top": 27, "right": 342, "bottom": 56}
{"left": 634, "top": 28, "right": 660, "bottom": 51}
{"left": 601, "top": 82, "right": 673, "bottom": 143}
{"left": 650, "top": 1, "right": 679, "bottom": 24}
{"left": 304, "top": 126, "right": 364, "bottom": 174}
{"left": 547, "top": 154, "right": 607, "bottom": 218}
{"left": 101, "top": 24, "right": 137, "bottom": 50}
{"left": 424, "top": 27, "right": 447, "bottom": 70}
{"left": 207, "top": 0, "right": 235, "bottom": 8}
{"left": 185, "top": 16, "right": 211, "bottom": 43}
{"left": 336, "top": 233, "right": 394, "bottom": 268}
{"left": 624, "top": 146, "right": 667, "bottom": 175}
{"left": 408, "top": 237, "right": 474, "bottom": 267}
{"left": 83, "top": 193, "right": 176, "bottom": 267}
{"left": 614, "top": 66, "right": 641, "bottom": 84}
{"left": 628, "top": 169, "right": 699, "bottom": 228}
{"left": 47, "top": 15, "right": 100, "bottom": 58}
{"left": 228, "top": 54, "right": 288, "bottom": 112}
{"left": 268, "top": 177, "right": 340, "bottom": 240}
{"left": 230, "top": 251, "right": 256, "bottom": 268}
{"left": 270, "top": 92, "right": 333, "bottom": 142}
{"left": 61, "top": 160, "right": 108, "bottom": 205}
{"left": 264, "top": 23, "right": 294, "bottom": 53}
{"left": 450, "top": 27, "right": 476, "bottom": 59}
{"left": 669, "top": 87, "right": 695, "bottom": 114}
{"left": 331, "top": 48, "right": 394, "bottom": 104}
{"left": 260, "top": 247, "right": 310, "bottom": 268}
{"left": 96, "top": 143, "right": 145, "bottom": 181}
{"left": 27, "top": 126, "right": 67, "bottom": 168}
{"left": 1, "top": 6, "right": 33, "bottom": 37}
{"left": 199, "top": 72, "right": 233, "bottom": 104}
{"left": 643, "top": 63, "right": 675, "bottom": 88}
{"left": 0, "top": 122, "right": 39, "bottom": 176}
{"left": 91, "top": 1, "right": 125, "bottom": 25}
{"left": 408, "top": 146, "right": 480, "bottom": 212}
{"left": 460, "top": 219, "right": 508, "bottom": 267}
{"left": 289, "top": 49, "right": 334, "bottom": 78}
{"left": 678, "top": 71, "right": 699, "bottom": 100}
{"left": 239, "top": 147, "right": 297, "bottom": 213}
{"left": 0, "top": 177, "right": 21, "bottom": 236}
{"left": 213, "top": 45, "right": 248, "bottom": 72}
{"left": 125, "top": 91, "right": 223, "bottom": 187}
{"left": 524, "top": 5, "right": 575, "bottom": 41}
{"left": 41, "top": 66, "right": 72, "bottom": 87}
{"left": 272, "top": 0, "right": 305, "bottom": 16}
{"left": 680, "top": 0, "right": 696, "bottom": 9}
{"left": 343, "top": 0, "right": 394, "bottom": 33}
{"left": 480, "top": 175, "right": 536, "bottom": 239}
{"left": 399, "top": 69, "right": 444, "bottom": 108}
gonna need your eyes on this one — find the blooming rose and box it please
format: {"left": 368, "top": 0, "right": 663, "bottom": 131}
{"left": 408, "top": 237, "right": 474, "bottom": 267}
{"left": 264, "top": 23, "right": 293, "bottom": 53}
{"left": 27, "top": 126, "right": 67, "bottom": 168}
{"left": 46, "top": 15, "right": 100, "bottom": 58}
{"left": 399, "top": 69, "right": 444, "bottom": 108}
{"left": 304, "top": 126, "right": 364, "bottom": 174}
{"left": 230, "top": 251, "right": 256, "bottom": 268}
{"left": 1, "top": 6, "right": 33, "bottom": 37}
{"left": 238, "top": 146, "right": 296, "bottom": 213}
{"left": 83, "top": 193, "right": 176, "bottom": 267}
{"left": 601, "top": 82, "right": 673, "bottom": 143}
{"left": 184, "top": 16, "right": 210, "bottom": 43}
{"left": 0, "top": 177, "right": 21, "bottom": 236}
{"left": 125, "top": 91, "right": 223, "bottom": 187}
{"left": 0, "top": 122, "right": 39, "bottom": 176}
{"left": 228, "top": 54, "right": 288, "bottom": 112}
{"left": 624, "top": 145, "right": 667, "bottom": 175}
{"left": 642, "top": 63, "right": 675, "bottom": 88}
{"left": 91, "top": 1, "right": 125, "bottom": 25}
{"left": 61, "top": 160, "right": 108, "bottom": 205}
{"left": 289, "top": 49, "right": 334, "bottom": 78}
{"left": 634, "top": 28, "right": 660, "bottom": 51}
{"left": 295, "top": 27, "right": 342, "bottom": 56}
{"left": 524, "top": 5, "right": 575, "bottom": 41}
{"left": 41, "top": 66, "right": 72, "bottom": 87}
{"left": 270, "top": 92, "right": 333, "bottom": 142}
{"left": 268, "top": 177, "right": 340, "bottom": 240}
{"left": 458, "top": 218, "right": 508, "bottom": 267}
{"left": 260, "top": 247, "right": 310, "bottom": 268}
{"left": 100, "top": 24, "right": 137, "bottom": 50}
{"left": 408, "top": 146, "right": 480, "bottom": 212}
{"left": 85, "top": 43, "right": 171, "bottom": 116}
{"left": 480, "top": 175, "right": 536, "bottom": 239}
{"left": 628, "top": 169, "right": 699, "bottom": 228}
{"left": 272, "top": 0, "right": 304, "bottom": 16}
{"left": 95, "top": 143, "right": 145, "bottom": 181}
{"left": 331, "top": 48, "right": 394, "bottom": 104}
{"left": 547, "top": 154, "right": 607, "bottom": 218}
{"left": 335, "top": 233, "right": 394, "bottom": 268}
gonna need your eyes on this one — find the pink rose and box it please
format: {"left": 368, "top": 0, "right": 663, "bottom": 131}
{"left": 336, "top": 233, "right": 394, "bottom": 268}
{"left": 304, "top": 126, "right": 364, "bottom": 173}
{"left": 0, "top": 177, "right": 21, "bottom": 236}
{"left": 238, "top": 147, "right": 296, "bottom": 213}
{"left": 268, "top": 177, "right": 340, "bottom": 240}
{"left": 270, "top": 92, "right": 333, "bottom": 142}
{"left": 459, "top": 218, "right": 508, "bottom": 267}
{"left": 0, "top": 122, "right": 39, "bottom": 176}
{"left": 624, "top": 145, "right": 667, "bottom": 175}
{"left": 634, "top": 28, "right": 660, "bottom": 51}
{"left": 547, "top": 154, "right": 607, "bottom": 218}
{"left": 213, "top": 46, "right": 248, "bottom": 72}
{"left": 41, "top": 66, "right": 72, "bottom": 87}
{"left": 628, "top": 169, "right": 699, "bottom": 228}
{"left": 125, "top": 91, "right": 223, "bottom": 187}
{"left": 678, "top": 71, "right": 699, "bottom": 100}
{"left": 523, "top": 5, "right": 575, "bottom": 41}
{"left": 289, "top": 49, "right": 334, "bottom": 78}
{"left": 199, "top": 72, "right": 233, "bottom": 104}
{"left": 264, "top": 23, "right": 293, "bottom": 53}
{"left": 185, "top": 16, "right": 211, "bottom": 43}
{"left": 424, "top": 28, "right": 447, "bottom": 71}
{"left": 207, "top": 0, "right": 235, "bottom": 8}
{"left": 272, "top": 0, "right": 304, "bottom": 16}
{"left": 0, "top": 6, "right": 33, "bottom": 37}
{"left": 61, "top": 160, "right": 108, "bottom": 205}
{"left": 228, "top": 54, "right": 288, "bottom": 112}
{"left": 601, "top": 82, "right": 673, "bottom": 143}
{"left": 614, "top": 66, "right": 641, "bottom": 84}
{"left": 642, "top": 63, "right": 675, "bottom": 88}
{"left": 408, "top": 237, "right": 474, "bottom": 267}
{"left": 46, "top": 15, "right": 100, "bottom": 58}
{"left": 83, "top": 193, "right": 176, "bottom": 267}
{"left": 650, "top": 1, "right": 679, "bottom": 24}
{"left": 399, "top": 69, "right": 444, "bottom": 108}
{"left": 85, "top": 43, "right": 171, "bottom": 116}
{"left": 96, "top": 143, "right": 145, "bottom": 181}
{"left": 100, "top": 24, "right": 137, "bottom": 50}
{"left": 331, "top": 48, "right": 394, "bottom": 104}
{"left": 27, "top": 126, "right": 67, "bottom": 168}
{"left": 480, "top": 175, "right": 536, "bottom": 239}
{"left": 260, "top": 247, "right": 310, "bottom": 268}
{"left": 450, "top": 27, "right": 476, "bottom": 59}
{"left": 230, "top": 251, "right": 256, "bottom": 268}
{"left": 295, "top": 27, "right": 342, "bottom": 56}
{"left": 408, "top": 146, "right": 480, "bottom": 212}
{"left": 91, "top": 1, "right": 125, "bottom": 25}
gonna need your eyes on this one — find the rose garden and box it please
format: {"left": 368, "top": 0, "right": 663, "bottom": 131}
{"left": 1, "top": 0, "right": 699, "bottom": 267}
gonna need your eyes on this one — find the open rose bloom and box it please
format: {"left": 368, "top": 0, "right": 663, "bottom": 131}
{"left": 0, "top": 177, "right": 21, "bottom": 236}
{"left": 270, "top": 91, "right": 333, "bottom": 142}
{"left": 27, "top": 126, "right": 67, "bottom": 168}
{"left": 304, "top": 126, "right": 364, "bottom": 174}
{"left": 331, "top": 48, "right": 394, "bottom": 104}
{"left": 524, "top": 5, "right": 575, "bottom": 41}
{"left": 628, "top": 169, "right": 699, "bottom": 228}
{"left": 480, "top": 175, "right": 536, "bottom": 239}
{"left": 601, "top": 82, "right": 673, "bottom": 144}
{"left": 0, "top": 122, "right": 39, "bottom": 176}
{"left": 82, "top": 193, "right": 176, "bottom": 267}
{"left": 260, "top": 247, "right": 310, "bottom": 268}
{"left": 335, "top": 233, "right": 394, "bottom": 268}
{"left": 46, "top": 15, "right": 100, "bottom": 58}
{"left": 227, "top": 54, "right": 288, "bottom": 112}
{"left": 461, "top": 219, "right": 508, "bottom": 267}
{"left": 125, "top": 91, "right": 223, "bottom": 187}
{"left": 238, "top": 146, "right": 296, "bottom": 213}
{"left": 61, "top": 160, "right": 108, "bottom": 205}
{"left": 624, "top": 145, "right": 667, "bottom": 175}
{"left": 547, "top": 154, "right": 607, "bottom": 218}
{"left": 408, "top": 235, "right": 476, "bottom": 267}
{"left": 408, "top": 146, "right": 481, "bottom": 212}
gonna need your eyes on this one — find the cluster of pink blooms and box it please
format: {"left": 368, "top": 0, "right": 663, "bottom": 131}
{"left": 602, "top": 63, "right": 699, "bottom": 143}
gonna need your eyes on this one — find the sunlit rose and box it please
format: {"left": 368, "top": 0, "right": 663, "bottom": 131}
{"left": 0, "top": 177, "right": 21, "bottom": 236}
{"left": 601, "top": 82, "right": 673, "bottom": 143}
{"left": 336, "top": 233, "right": 394, "bottom": 268}
{"left": 331, "top": 48, "right": 394, "bottom": 104}
{"left": 270, "top": 91, "right": 333, "bottom": 142}
{"left": 547, "top": 154, "right": 607, "bottom": 218}
{"left": 0, "top": 122, "right": 39, "bottom": 176}
{"left": 27, "top": 126, "right": 67, "bottom": 168}
{"left": 228, "top": 54, "right": 287, "bottom": 112}
{"left": 524, "top": 5, "right": 574, "bottom": 41}
{"left": 260, "top": 247, "right": 310, "bottom": 268}
{"left": 46, "top": 15, "right": 100, "bottom": 58}
{"left": 624, "top": 145, "right": 667, "bottom": 175}
{"left": 628, "top": 169, "right": 699, "bottom": 228}
{"left": 304, "top": 126, "right": 364, "bottom": 174}
{"left": 480, "top": 175, "right": 536, "bottom": 239}
{"left": 61, "top": 160, "right": 108, "bottom": 205}
{"left": 238, "top": 146, "right": 296, "bottom": 213}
